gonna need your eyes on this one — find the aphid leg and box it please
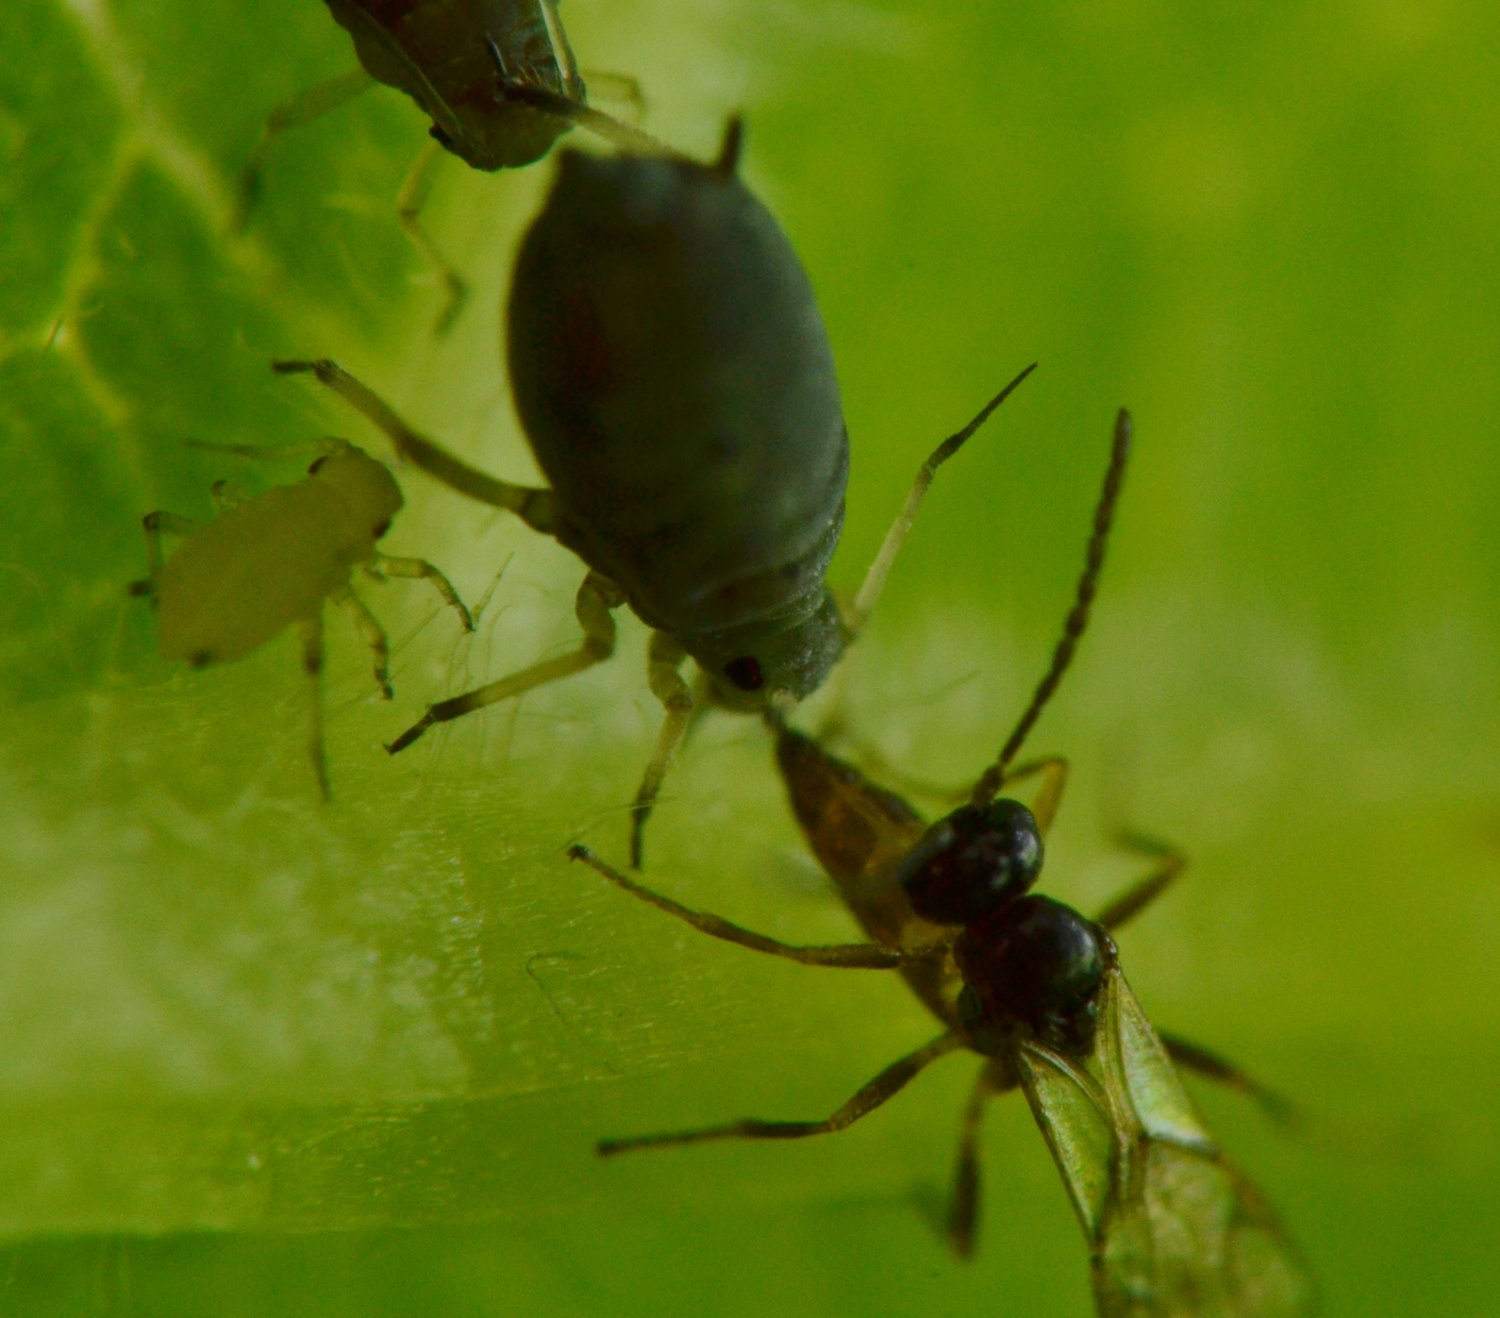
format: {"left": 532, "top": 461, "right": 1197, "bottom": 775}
{"left": 568, "top": 844, "right": 904, "bottom": 970}
{"left": 236, "top": 68, "right": 374, "bottom": 230}
{"left": 484, "top": 38, "right": 669, "bottom": 158}
{"left": 186, "top": 435, "right": 347, "bottom": 464}
{"left": 597, "top": 1031, "right": 963, "bottom": 1156}
{"left": 332, "top": 587, "right": 394, "bottom": 701}
{"left": 133, "top": 510, "right": 199, "bottom": 597}
{"left": 371, "top": 552, "right": 475, "bottom": 632}
{"left": 628, "top": 633, "right": 695, "bottom": 868}
{"left": 273, "top": 360, "right": 558, "bottom": 535}
{"left": 298, "top": 614, "right": 332, "bottom": 801}
{"left": 843, "top": 363, "right": 1037, "bottom": 640}
{"left": 1091, "top": 829, "right": 1186, "bottom": 931}
{"left": 1155, "top": 1032, "right": 1299, "bottom": 1126}
{"left": 396, "top": 140, "right": 467, "bottom": 335}
{"left": 947, "top": 1061, "right": 1008, "bottom": 1259}
{"left": 972, "top": 409, "right": 1133, "bottom": 808}
{"left": 385, "top": 571, "right": 622, "bottom": 753}
{"left": 577, "top": 70, "right": 646, "bottom": 118}
{"left": 208, "top": 479, "right": 251, "bottom": 513}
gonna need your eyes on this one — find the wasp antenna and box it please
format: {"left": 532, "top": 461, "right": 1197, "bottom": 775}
{"left": 714, "top": 117, "right": 745, "bottom": 176}
{"left": 971, "top": 407, "right": 1132, "bottom": 808}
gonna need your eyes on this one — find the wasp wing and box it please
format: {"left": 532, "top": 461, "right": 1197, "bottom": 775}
{"left": 1017, "top": 972, "right": 1313, "bottom": 1317}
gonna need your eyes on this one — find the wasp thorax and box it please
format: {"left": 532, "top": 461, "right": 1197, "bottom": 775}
{"left": 954, "top": 895, "right": 1107, "bottom": 1057}
{"left": 895, "top": 800, "right": 1043, "bottom": 926}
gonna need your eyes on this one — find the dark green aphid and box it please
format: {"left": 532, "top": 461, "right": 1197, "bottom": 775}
{"left": 240, "top": 1, "right": 658, "bottom": 331}
{"left": 278, "top": 120, "right": 1033, "bottom": 862}
{"left": 132, "top": 438, "right": 472, "bottom": 799}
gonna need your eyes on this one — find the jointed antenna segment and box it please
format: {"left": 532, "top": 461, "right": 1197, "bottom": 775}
{"left": 972, "top": 408, "right": 1132, "bottom": 808}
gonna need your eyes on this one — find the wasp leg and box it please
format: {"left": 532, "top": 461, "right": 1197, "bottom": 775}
{"left": 332, "top": 586, "right": 394, "bottom": 701}
{"left": 298, "top": 613, "right": 332, "bottom": 801}
{"left": 597, "top": 1031, "right": 963, "bottom": 1156}
{"left": 998, "top": 755, "right": 1069, "bottom": 835}
{"left": 395, "top": 140, "right": 467, "bottom": 335}
{"left": 628, "top": 632, "right": 699, "bottom": 868}
{"left": 1092, "top": 828, "right": 1187, "bottom": 932}
{"left": 1156, "top": 1031, "right": 1299, "bottom": 1126}
{"left": 569, "top": 844, "right": 905, "bottom": 970}
{"left": 947, "top": 1060, "right": 1010, "bottom": 1259}
{"left": 844, "top": 363, "right": 1037, "bottom": 640}
{"left": 134, "top": 509, "right": 200, "bottom": 596}
{"left": 236, "top": 68, "right": 374, "bottom": 230}
{"left": 273, "top": 360, "right": 558, "bottom": 535}
{"left": 386, "top": 571, "right": 621, "bottom": 753}
{"left": 372, "top": 552, "right": 474, "bottom": 632}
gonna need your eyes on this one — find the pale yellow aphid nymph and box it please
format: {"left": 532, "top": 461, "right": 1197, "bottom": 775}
{"left": 137, "top": 438, "right": 472, "bottom": 798}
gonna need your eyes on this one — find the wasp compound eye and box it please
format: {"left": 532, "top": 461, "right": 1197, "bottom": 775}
{"left": 955, "top": 895, "right": 1106, "bottom": 1057}
{"left": 896, "top": 799, "right": 1043, "bottom": 926}
{"left": 723, "top": 656, "right": 765, "bottom": 692}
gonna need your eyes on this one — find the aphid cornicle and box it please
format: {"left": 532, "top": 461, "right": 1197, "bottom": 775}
{"left": 277, "top": 119, "right": 1035, "bottom": 863}
{"left": 133, "top": 438, "right": 473, "bottom": 799}
{"left": 240, "top": 1, "right": 658, "bottom": 331}
{"left": 575, "top": 411, "right": 1312, "bottom": 1314}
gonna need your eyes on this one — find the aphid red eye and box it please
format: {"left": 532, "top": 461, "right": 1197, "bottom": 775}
{"left": 723, "top": 656, "right": 764, "bottom": 692}
{"left": 371, "top": 520, "right": 392, "bottom": 539}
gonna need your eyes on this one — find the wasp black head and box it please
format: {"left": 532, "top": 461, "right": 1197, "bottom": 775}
{"left": 955, "top": 894, "right": 1109, "bottom": 1058}
{"left": 895, "top": 799, "right": 1043, "bottom": 927}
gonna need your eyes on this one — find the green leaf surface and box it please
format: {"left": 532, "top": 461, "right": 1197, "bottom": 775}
{"left": 2, "top": 0, "right": 1496, "bottom": 1314}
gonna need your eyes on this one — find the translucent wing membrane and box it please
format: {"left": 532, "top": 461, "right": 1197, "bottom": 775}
{"left": 1020, "top": 974, "right": 1312, "bottom": 1317}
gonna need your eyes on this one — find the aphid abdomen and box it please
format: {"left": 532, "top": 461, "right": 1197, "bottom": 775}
{"left": 326, "top": 0, "right": 580, "bottom": 169}
{"left": 156, "top": 485, "right": 350, "bottom": 665}
{"left": 507, "top": 146, "right": 849, "bottom": 695}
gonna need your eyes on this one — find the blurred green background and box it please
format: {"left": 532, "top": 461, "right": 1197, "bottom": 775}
{"left": 1, "top": 0, "right": 1495, "bottom": 1313}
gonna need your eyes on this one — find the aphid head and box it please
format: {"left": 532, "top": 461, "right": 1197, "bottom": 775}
{"left": 695, "top": 591, "right": 845, "bottom": 711}
{"left": 309, "top": 447, "right": 403, "bottom": 540}
{"left": 895, "top": 799, "right": 1044, "bottom": 926}
{"left": 954, "top": 894, "right": 1111, "bottom": 1058}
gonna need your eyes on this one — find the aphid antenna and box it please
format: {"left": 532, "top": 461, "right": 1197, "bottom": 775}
{"left": 483, "top": 36, "right": 673, "bottom": 159}
{"left": 184, "top": 435, "right": 348, "bottom": 463}
{"left": 844, "top": 361, "right": 1039, "bottom": 639}
{"left": 970, "top": 408, "right": 1132, "bottom": 809}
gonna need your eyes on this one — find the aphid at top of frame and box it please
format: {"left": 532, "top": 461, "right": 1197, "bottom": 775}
{"left": 241, "top": 2, "right": 659, "bottom": 332}
{"left": 131, "top": 437, "right": 472, "bottom": 799}
{"left": 323, "top": 0, "right": 591, "bottom": 171}
{"left": 277, "top": 118, "right": 1037, "bottom": 863}
{"left": 575, "top": 410, "right": 1314, "bottom": 1315}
